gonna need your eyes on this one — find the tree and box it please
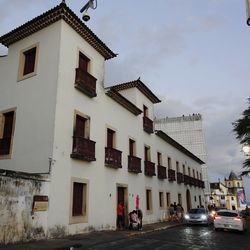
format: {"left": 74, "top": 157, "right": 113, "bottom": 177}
{"left": 233, "top": 98, "right": 250, "bottom": 176}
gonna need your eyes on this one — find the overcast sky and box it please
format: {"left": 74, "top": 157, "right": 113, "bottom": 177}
{"left": 0, "top": 0, "right": 250, "bottom": 200}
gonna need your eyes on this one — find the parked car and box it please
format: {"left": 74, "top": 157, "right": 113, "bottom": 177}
{"left": 210, "top": 207, "right": 227, "bottom": 219}
{"left": 184, "top": 208, "right": 213, "bottom": 225}
{"left": 214, "top": 210, "right": 247, "bottom": 232}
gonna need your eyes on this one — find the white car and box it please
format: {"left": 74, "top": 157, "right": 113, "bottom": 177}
{"left": 214, "top": 210, "right": 247, "bottom": 232}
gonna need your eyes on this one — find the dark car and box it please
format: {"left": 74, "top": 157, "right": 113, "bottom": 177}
{"left": 184, "top": 208, "right": 213, "bottom": 225}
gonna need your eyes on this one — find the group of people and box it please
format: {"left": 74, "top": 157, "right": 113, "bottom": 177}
{"left": 117, "top": 201, "right": 143, "bottom": 230}
{"left": 168, "top": 202, "right": 184, "bottom": 221}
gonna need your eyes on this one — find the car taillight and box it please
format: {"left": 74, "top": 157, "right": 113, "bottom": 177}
{"left": 214, "top": 216, "right": 221, "bottom": 220}
{"left": 233, "top": 216, "right": 242, "bottom": 222}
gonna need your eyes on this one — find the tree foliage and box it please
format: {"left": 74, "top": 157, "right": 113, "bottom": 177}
{"left": 232, "top": 98, "right": 250, "bottom": 176}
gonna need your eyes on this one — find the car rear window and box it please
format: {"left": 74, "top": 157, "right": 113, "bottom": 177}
{"left": 189, "top": 209, "right": 205, "bottom": 214}
{"left": 217, "top": 211, "right": 238, "bottom": 217}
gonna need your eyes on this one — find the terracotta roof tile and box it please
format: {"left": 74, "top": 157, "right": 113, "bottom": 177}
{"left": 0, "top": 2, "right": 116, "bottom": 60}
{"left": 109, "top": 79, "right": 161, "bottom": 104}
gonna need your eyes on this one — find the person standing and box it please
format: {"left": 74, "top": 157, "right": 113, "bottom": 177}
{"left": 117, "top": 201, "right": 123, "bottom": 229}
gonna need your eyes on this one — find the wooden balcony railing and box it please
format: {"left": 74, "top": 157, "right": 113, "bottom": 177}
{"left": 184, "top": 175, "right": 190, "bottom": 185}
{"left": 168, "top": 169, "right": 176, "bottom": 181}
{"left": 75, "top": 68, "right": 97, "bottom": 97}
{"left": 157, "top": 165, "right": 167, "bottom": 179}
{"left": 194, "top": 178, "right": 200, "bottom": 187}
{"left": 0, "top": 137, "right": 11, "bottom": 155}
{"left": 144, "top": 160, "right": 156, "bottom": 177}
{"left": 128, "top": 155, "right": 142, "bottom": 173}
{"left": 105, "top": 147, "right": 122, "bottom": 169}
{"left": 199, "top": 180, "right": 205, "bottom": 188}
{"left": 177, "top": 172, "right": 184, "bottom": 184}
{"left": 191, "top": 177, "right": 197, "bottom": 186}
{"left": 143, "top": 116, "right": 154, "bottom": 134}
{"left": 71, "top": 136, "right": 96, "bottom": 161}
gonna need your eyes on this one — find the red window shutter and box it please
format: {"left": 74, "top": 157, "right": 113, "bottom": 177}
{"left": 129, "top": 139, "right": 134, "bottom": 156}
{"left": 144, "top": 147, "right": 148, "bottom": 161}
{"left": 75, "top": 115, "right": 86, "bottom": 137}
{"left": 23, "top": 47, "right": 36, "bottom": 75}
{"left": 107, "top": 129, "right": 114, "bottom": 148}
{"left": 143, "top": 105, "right": 148, "bottom": 117}
{"left": 79, "top": 52, "right": 89, "bottom": 72}
{"left": 146, "top": 190, "right": 150, "bottom": 210}
{"left": 157, "top": 153, "right": 161, "bottom": 165}
{"left": 72, "top": 182, "right": 83, "bottom": 216}
{"left": 3, "top": 111, "right": 14, "bottom": 138}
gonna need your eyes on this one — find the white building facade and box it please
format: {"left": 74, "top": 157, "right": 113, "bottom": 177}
{"left": 155, "top": 115, "right": 210, "bottom": 204}
{"left": 0, "top": 2, "right": 205, "bottom": 242}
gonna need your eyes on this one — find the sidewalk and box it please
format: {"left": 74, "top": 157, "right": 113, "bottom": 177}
{"left": 0, "top": 221, "right": 182, "bottom": 250}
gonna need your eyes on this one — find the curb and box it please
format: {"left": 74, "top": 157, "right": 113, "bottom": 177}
{"left": 126, "top": 223, "right": 183, "bottom": 237}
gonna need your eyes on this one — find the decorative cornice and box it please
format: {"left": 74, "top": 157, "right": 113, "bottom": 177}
{"left": 155, "top": 130, "right": 205, "bottom": 165}
{"left": 106, "top": 89, "right": 142, "bottom": 116}
{"left": 109, "top": 79, "right": 161, "bottom": 104}
{"left": 0, "top": 2, "right": 116, "bottom": 60}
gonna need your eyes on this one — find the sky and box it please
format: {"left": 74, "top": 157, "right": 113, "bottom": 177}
{"left": 0, "top": 0, "right": 250, "bottom": 200}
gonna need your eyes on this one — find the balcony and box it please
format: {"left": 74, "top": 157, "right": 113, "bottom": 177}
{"left": 177, "top": 172, "right": 184, "bottom": 184}
{"left": 157, "top": 165, "right": 167, "bottom": 179}
{"left": 199, "top": 180, "right": 205, "bottom": 188}
{"left": 105, "top": 147, "right": 122, "bottom": 169}
{"left": 71, "top": 136, "right": 96, "bottom": 161}
{"left": 168, "top": 169, "right": 176, "bottom": 181}
{"left": 184, "top": 175, "right": 190, "bottom": 185}
{"left": 189, "top": 177, "right": 196, "bottom": 186}
{"left": 143, "top": 116, "right": 154, "bottom": 134}
{"left": 128, "top": 155, "right": 142, "bottom": 173}
{"left": 0, "top": 137, "right": 11, "bottom": 155}
{"left": 144, "top": 160, "right": 156, "bottom": 177}
{"left": 75, "top": 68, "right": 97, "bottom": 98}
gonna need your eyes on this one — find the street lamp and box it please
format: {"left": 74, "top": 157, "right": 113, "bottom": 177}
{"left": 242, "top": 143, "right": 250, "bottom": 156}
{"left": 246, "top": 0, "right": 250, "bottom": 25}
{"left": 80, "top": 0, "right": 97, "bottom": 22}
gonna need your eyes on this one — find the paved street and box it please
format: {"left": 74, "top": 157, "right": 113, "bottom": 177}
{"left": 78, "top": 223, "right": 250, "bottom": 250}
{"left": 1, "top": 221, "right": 250, "bottom": 250}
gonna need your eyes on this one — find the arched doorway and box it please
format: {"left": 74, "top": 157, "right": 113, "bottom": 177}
{"left": 186, "top": 189, "right": 191, "bottom": 212}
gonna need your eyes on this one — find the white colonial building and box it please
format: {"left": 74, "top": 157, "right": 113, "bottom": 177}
{"left": 0, "top": 2, "right": 205, "bottom": 243}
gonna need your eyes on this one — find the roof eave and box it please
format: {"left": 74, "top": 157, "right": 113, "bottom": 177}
{"left": 0, "top": 2, "right": 116, "bottom": 60}
{"left": 155, "top": 130, "right": 205, "bottom": 165}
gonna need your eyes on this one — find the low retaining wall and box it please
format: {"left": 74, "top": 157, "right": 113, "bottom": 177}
{"left": 0, "top": 170, "right": 50, "bottom": 244}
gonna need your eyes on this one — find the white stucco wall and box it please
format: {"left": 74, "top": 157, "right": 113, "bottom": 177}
{"left": 0, "top": 21, "right": 61, "bottom": 173}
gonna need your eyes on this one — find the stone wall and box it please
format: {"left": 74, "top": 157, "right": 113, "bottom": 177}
{"left": 0, "top": 170, "right": 50, "bottom": 244}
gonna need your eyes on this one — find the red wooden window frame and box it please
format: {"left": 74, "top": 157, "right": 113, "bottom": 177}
{"left": 0, "top": 111, "right": 14, "bottom": 156}
{"left": 157, "top": 152, "right": 162, "bottom": 166}
{"left": 23, "top": 47, "right": 36, "bottom": 75}
{"left": 146, "top": 189, "right": 151, "bottom": 210}
{"left": 107, "top": 128, "right": 114, "bottom": 148}
{"left": 143, "top": 105, "right": 148, "bottom": 117}
{"left": 3, "top": 111, "right": 14, "bottom": 139}
{"left": 166, "top": 192, "right": 171, "bottom": 207}
{"left": 144, "top": 146, "right": 150, "bottom": 161}
{"left": 79, "top": 52, "right": 90, "bottom": 72}
{"left": 129, "top": 139, "right": 135, "bottom": 156}
{"left": 75, "top": 115, "right": 86, "bottom": 138}
{"left": 159, "top": 192, "right": 163, "bottom": 207}
{"left": 72, "top": 182, "right": 84, "bottom": 216}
